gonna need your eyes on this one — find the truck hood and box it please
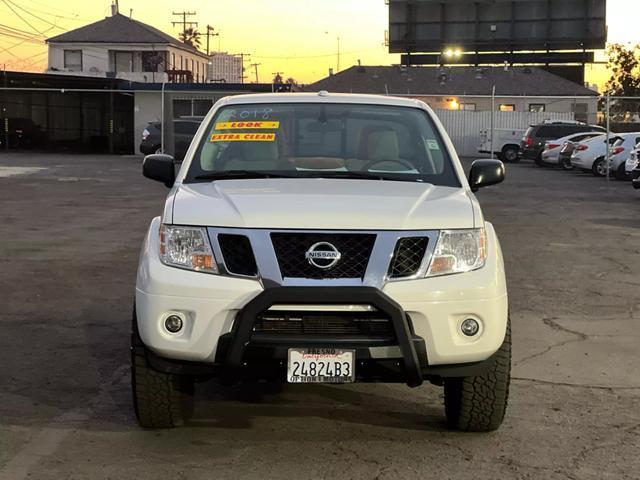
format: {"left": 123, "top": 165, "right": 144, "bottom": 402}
{"left": 171, "top": 179, "right": 475, "bottom": 230}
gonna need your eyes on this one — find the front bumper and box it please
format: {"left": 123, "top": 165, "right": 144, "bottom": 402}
{"left": 520, "top": 147, "right": 541, "bottom": 160}
{"left": 135, "top": 218, "right": 509, "bottom": 383}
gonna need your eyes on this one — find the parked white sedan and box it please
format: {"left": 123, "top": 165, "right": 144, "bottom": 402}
{"left": 608, "top": 133, "right": 640, "bottom": 180}
{"left": 571, "top": 135, "right": 621, "bottom": 176}
{"left": 540, "top": 132, "right": 605, "bottom": 166}
{"left": 626, "top": 144, "right": 640, "bottom": 175}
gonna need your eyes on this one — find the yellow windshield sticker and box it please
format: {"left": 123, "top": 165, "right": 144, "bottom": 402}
{"left": 210, "top": 133, "right": 276, "bottom": 142}
{"left": 215, "top": 121, "right": 280, "bottom": 130}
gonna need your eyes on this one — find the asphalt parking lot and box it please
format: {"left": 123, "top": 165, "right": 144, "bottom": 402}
{"left": 1, "top": 152, "right": 639, "bottom": 480}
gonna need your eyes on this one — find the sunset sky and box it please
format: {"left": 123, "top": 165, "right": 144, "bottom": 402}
{"left": 1, "top": 0, "right": 638, "bottom": 88}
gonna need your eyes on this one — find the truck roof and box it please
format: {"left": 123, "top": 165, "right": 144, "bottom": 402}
{"left": 217, "top": 91, "right": 425, "bottom": 109}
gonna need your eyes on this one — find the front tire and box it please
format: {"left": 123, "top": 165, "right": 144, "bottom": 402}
{"left": 131, "top": 311, "right": 194, "bottom": 428}
{"left": 615, "top": 163, "right": 629, "bottom": 181}
{"left": 443, "top": 320, "right": 511, "bottom": 432}
{"left": 592, "top": 157, "right": 607, "bottom": 177}
{"left": 500, "top": 146, "right": 520, "bottom": 163}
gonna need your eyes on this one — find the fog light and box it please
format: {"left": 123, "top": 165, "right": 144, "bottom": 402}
{"left": 164, "top": 314, "right": 183, "bottom": 333}
{"left": 461, "top": 318, "right": 479, "bottom": 337}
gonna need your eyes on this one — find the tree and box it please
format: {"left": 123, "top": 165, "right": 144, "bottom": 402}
{"left": 603, "top": 44, "right": 640, "bottom": 122}
{"left": 604, "top": 44, "right": 640, "bottom": 96}
{"left": 179, "top": 28, "right": 202, "bottom": 49}
{"left": 272, "top": 73, "right": 283, "bottom": 84}
{"left": 285, "top": 77, "right": 298, "bottom": 86}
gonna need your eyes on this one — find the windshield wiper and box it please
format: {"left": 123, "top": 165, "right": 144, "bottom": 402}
{"left": 194, "top": 170, "right": 297, "bottom": 181}
{"left": 306, "top": 171, "right": 388, "bottom": 180}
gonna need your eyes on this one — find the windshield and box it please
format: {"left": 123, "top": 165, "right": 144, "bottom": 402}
{"left": 184, "top": 103, "right": 460, "bottom": 186}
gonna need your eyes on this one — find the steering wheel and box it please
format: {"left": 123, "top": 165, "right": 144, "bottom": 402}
{"left": 362, "top": 158, "right": 416, "bottom": 172}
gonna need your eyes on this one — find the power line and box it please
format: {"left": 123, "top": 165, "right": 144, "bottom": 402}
{"left": 250, "top": 62, "right": 261, "bottom": 83}
{"left": 251, "top": 46, "right": 382, "bottom": 60}
{"left": 15, "top": 0, "right": 92, "bottom": 20}
{"left": 232, "top": 52, "right": 250, "bottom": 84}
{"left": 4, "top": 0, "right": 65, "bottom": 30}
{"left": 1, "top": 0, "right": 45, "bottom": 36}
{"left": 205, "top": 25, "right": 218, "bottom": 56}
{"left": 171, "top": 11, "right": 197, "bottom": 41}
{"left": 0, "top": 22, "right": 47, "bottom": 38}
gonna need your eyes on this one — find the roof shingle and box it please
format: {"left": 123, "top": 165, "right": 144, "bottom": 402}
{"left": 46, "top": 13, "right": 203, "bottom": 56}
{"left": 307, "top": 66, "right": 598, "bottom": 97}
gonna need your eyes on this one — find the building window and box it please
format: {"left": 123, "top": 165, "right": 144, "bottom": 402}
{"left": 460, "top": 103, "right": 476, "bottom": 111}
{"left": 142, "top": 52, "right": 164, "bottom": 72}
{"left": 64, "top": 50, "right": 82, "bottom": 71}
{"left": 173, "top": 100, "right": 192, "bottom": 118}
{"left": 114, "top": 51, "right": 133, "bottom": 72}
{"left": 171, "top": 53, "right": 176, "bottom": 69}
{"left": 193, "top": 99, "right": 213, "bottom": 115}
{"left": 529, "top": 104, "right": 545, "bottom": 113}
{"left": 499, "top": 104, "right": 515, "bottom": 112}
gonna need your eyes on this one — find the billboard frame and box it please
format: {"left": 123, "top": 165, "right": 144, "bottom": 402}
{"left": 388, "top": 0, "right": 607, "bottom": 54}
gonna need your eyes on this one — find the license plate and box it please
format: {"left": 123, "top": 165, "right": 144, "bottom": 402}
{"left": 287, "top": 348, "right": 355, "bottom": 383}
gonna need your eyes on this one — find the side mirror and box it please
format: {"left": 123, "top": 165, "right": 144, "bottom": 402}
{"left": 469, "top": 159, "right": 505, "bottom": 192}
{"left": 143, "top": 154, "right": 175, "bottom": 188}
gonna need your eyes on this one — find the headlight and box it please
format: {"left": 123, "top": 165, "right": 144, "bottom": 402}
{"left": 427, "top": 228, "right": 487, "bottom": 277}
{"left": 159, "top": 225, "right": 218, "bottom": 274}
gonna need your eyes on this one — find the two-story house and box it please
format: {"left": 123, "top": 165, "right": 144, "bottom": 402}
{"left": 46, "top": 9, "right": 210, "bottom": 83}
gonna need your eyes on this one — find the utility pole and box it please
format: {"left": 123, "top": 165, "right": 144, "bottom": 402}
{"left": 205, "top": 25, "right": 219, "bottom": 56}
{"left": 2, "top": 65, "right": 7, "bottom": 151}
{"left": 233, "top": 53, "right": 250, "bottom": 84}
{"left": 250, "top": 63, "right": 261, "bottom": 83}
{"left": 171, "top": 11, "right": 198, "bottom": 42}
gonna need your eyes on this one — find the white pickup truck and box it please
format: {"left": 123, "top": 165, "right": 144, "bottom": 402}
{"left": 478, "top": 128, "right": 525, "bottom": 162}
{"left": 134, "top": 92, "right": 510, "bottom": 432}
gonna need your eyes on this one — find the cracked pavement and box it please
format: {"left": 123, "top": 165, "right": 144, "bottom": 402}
{"left": 1, "top": 153, "right": 639, "bottom": 480}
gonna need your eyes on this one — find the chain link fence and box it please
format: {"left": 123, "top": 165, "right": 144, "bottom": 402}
{"left": 1, "top": 86, "right": 632, "bottom": 173}
{"left": 0, "top": 83, "right": 283, "bottom": 157}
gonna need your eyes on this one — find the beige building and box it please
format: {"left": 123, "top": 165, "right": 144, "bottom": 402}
{"left": 207, "top": 52, "right": 243, "bottom": 83}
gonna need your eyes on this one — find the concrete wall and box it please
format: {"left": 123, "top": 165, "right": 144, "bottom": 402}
{"left": 133, "top": 92, "right": 163, "bottom": 152}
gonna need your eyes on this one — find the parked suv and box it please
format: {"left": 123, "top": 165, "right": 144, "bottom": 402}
{"left": 521, "top": 121, "right": 606, "bottom": 165}
{"left": 139, "top": 117, "right": 204, "bottom": 161}
{"left": 134, "top": 92, "right": 509, "bottom": 432}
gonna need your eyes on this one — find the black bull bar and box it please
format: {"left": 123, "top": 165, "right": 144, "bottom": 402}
{"left": 223, "top": 286, "right": 426, "bottom": 387}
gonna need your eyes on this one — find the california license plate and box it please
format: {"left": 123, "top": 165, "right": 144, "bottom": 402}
{"left": 287, "top": 348, "right": 355, "bottom": 383}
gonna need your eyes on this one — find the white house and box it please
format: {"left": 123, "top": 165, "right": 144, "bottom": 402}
{"left": 46, "top": 8, "right": 210, "bottom": 83}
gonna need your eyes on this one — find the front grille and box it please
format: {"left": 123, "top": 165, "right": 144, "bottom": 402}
{"left": 254, "top": 311, "right": 394, "bottom": 339}
{"left": 388, "top": 237, "right": 429, "bottom": 278}
{"left": 271, "top": 233, "right": 376, "bottom": 279}
{"left": 218, "top": 234, "right": 258, "bottom": 276}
